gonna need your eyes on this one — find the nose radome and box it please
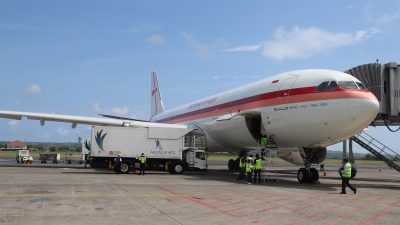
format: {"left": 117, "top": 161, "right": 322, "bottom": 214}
{"left": 353, "top": 95, "right": 379, "bottom": 125}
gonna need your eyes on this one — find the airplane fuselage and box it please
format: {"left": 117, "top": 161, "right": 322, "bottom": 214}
{"left": 151, "top": 69, "right": 379, "bottom": 152}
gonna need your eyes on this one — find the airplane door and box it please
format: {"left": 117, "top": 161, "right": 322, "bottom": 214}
{"left": 274, "top": 76, "right": 298, "bottom": 111}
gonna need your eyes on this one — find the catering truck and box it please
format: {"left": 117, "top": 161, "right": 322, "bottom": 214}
{"left": 89, "top": 126, "right": 207, "bottom": 174}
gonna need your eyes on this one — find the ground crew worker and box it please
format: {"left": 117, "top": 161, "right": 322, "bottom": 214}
{"left": 260, "top": 135, "right": 268, "bottom": 159}
{"left": 236, "top": 156, "right": 246, "bottom": 182}
{"left": 246, "top": 157, "right": 253, "bottom": 184}
{"left": 253, "top": 153, "right": 262, "bottom": 184}
{"left": 340, "top": 158, "right": 356, "bottom": 194}
{"left": 114, "top": 154, "right": 122, "bottom": 173}
{"left": 84, "top": 155, "right": 90, "bottom": 168}
{"left": 139, "top": 153, "right": 146, "bottom": 175}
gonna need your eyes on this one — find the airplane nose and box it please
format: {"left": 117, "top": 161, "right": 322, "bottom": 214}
{"left": 347, "top": 92, "right": 379, "bottom": 128}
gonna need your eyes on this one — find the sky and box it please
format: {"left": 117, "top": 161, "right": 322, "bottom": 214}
{"left": 0, "top": 0, "right": 399, "bottom": 154}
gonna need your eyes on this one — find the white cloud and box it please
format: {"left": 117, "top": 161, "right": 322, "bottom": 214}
{"left": 364, "top": 3, "right": 400, "bottom": 25}
{"left": 180, "top": 33, "right": 229, "bottom": 60}
{"left": 56, "top": 127, "right": 70, "bottom": 136}
{"left": 181, "top": 32, "right": 212, "bottom": 60}
{"left": 8, "top": 120, "right": 19, "bottom": 130}
{"left": 377, "top": 11, "right": 400, "bottom": 24}
{"left": 25, "top": 84, "right": 41, "bottom": 96}
{"left": 261, "top": 26, "right": 371, "bottom": 61}
{"left": 147, "top": 35, "right": 166, "bottom": 45}
{"left": 111, "top": 106, "right": 129, "bottom": 115}
{"left": 224, "top": 45, "right": 261, "bottom": 53}
{"left": 93, "top": 103, "right": 102, "bottom": 113}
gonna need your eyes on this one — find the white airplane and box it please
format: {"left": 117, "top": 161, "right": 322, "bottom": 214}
{"left": 0, "top": 69, "right": 379, "bottom": 183}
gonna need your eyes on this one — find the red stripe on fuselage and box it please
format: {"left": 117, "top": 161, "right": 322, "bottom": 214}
{"left": 155, "top": 87, "right": 375, "bottom": 124}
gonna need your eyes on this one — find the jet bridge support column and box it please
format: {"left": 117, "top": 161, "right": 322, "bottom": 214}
{"left": 342, "top": 139, "right": 347, "bottom": 163}
{"left": 349, "top": 139, "right": 354, "bottom": 164}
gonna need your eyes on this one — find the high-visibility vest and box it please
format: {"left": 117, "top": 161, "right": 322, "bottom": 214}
{"left": 260, "top": 138, "right": 268, "bottom": 148}
{"left": 254, "top": 159, "right": 262, "bottom": 170}
{"left": 239, "top": 158, "right": 244, "bottom": 168}
{"left": 245, "top": 162, "right": 252, "bottom": 173}
{"left": 342, "top": 162, "right": 352, "bottom": 178}
{"left": 139, "top": 156, "right": 146, "bottom": 164}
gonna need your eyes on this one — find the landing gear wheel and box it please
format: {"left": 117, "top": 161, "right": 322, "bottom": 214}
{"left": 310, "top": 168, "right": 319, "bottom": 182}
{"left": 297, "top": 168, "right": 308, "bottom": 183}
{"left": 228, "top": 159, "right": 235, "bottom": 171}
{"left": 172, "top": 163, "right": 183, "bottom": 174}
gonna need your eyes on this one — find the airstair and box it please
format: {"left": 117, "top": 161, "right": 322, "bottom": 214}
{"left": 351, "top": 131, "right": 400, "bottom": 172}
{"left": 266, "top": 136, "right": 278, "bottom": 149}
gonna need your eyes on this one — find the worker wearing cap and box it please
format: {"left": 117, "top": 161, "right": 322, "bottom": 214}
{"left": 253, "top": 153, "right": 263, "bottom": 184}
{"left": 114, "top": 154, "right": 122, "bottom": 174}
{"left": 139, "top": 153, "right": 146, "bottom": 175}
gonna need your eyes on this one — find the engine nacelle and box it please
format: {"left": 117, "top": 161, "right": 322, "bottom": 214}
{"left": 277, "top": 150, "right": 304, "bottom": 166}
{"left": 200, "top": 115, "right": 261, "bottom": 151}
{"left": 278, "top": 147, "right": 327, "bottom": 166}
{"left": 302, "top": 147, "right": 327, "bottom": 164}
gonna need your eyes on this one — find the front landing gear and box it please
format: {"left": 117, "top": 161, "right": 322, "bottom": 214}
{"left": 297, "top": 167, "right": 319, "bottom": 183}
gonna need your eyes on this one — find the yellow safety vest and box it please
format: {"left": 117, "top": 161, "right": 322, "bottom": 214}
{"left": 254, "top": 159, "right": 262, "bottom": 170}
{"left": 139, "top": 156, "right": 146, "bottom": 164}
{"left": 245, "top": 162, "right": 252, "bottom": 173}
{"left": 260, "top": 138, "right": 268, "bottom": 148}
{"left": 239, "top": 157, "right": 245, "bottom": 168}
{"left": 342, "top": 162, "right": 352, "bottom": 178}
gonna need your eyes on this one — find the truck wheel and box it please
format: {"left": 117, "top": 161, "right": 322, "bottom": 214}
{"left": 119, "top": 161, "right": 131, "bottom": 174}
{"left": 172, "top": 163, "right": 183, "bottom": 174}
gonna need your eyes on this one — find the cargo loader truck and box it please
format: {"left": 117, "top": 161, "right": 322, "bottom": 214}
{"left": 89, "top": 126, "right": 207, "bottom": 174}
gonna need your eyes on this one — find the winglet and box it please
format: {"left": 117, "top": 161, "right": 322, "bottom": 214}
{"left": 151, "top": 71, "right": 165, "bottom": 118}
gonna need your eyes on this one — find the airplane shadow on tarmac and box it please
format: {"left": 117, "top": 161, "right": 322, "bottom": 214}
{"left": 59, "top": 166, "right": 400, "bottom": 192}
{"left": 9, "top": 161, "right": 398, "bottom": 192}
{"left": 180, "top": 169, "right": 400, "bottom": 192}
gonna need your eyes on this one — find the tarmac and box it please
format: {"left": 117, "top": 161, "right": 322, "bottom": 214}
{"left": 0, "top": 160, "right": 399, "bottom": 225}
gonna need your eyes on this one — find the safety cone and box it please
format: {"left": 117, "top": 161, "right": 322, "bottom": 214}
{"left": 323, "top": 169, "right": 327, "bottom": 176}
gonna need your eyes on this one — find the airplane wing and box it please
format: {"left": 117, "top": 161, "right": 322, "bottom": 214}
{"left": 99, "top": 114, "right": 150, "bottom": 122}
{"left": 0, "top": 110, "right": 188, "bottom": 129}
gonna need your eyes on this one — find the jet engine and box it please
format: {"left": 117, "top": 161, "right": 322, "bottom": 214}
{"left": 278, "top": 147, "right": 327, "bottom": 166}
{"left": 199, "top": 114, "right": 262, "bottom": 151}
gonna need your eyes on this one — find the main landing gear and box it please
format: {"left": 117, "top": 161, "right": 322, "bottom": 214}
{"left": 297, "top": 167, "right": 319, "bottom": 183}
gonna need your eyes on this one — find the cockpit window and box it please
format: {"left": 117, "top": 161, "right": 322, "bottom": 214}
{"left": 338, "top": 81, "right": 359, "bottom": 89}
{"left": 316, "top": 81, "right": 338, "bottom": 92}
{"left": 326, "top": 81, "right": 338, "bottom": 90}
{"left": 356, "top": 82, "right": 367, "bottom": 90}
{"left": 316, "top": 82, "right": 329, "bottom": 92}
{"left": 318, "top": 80, "right": 368, "bottom": 91}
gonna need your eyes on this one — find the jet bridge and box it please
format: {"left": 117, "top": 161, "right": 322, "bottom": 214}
{"left": 343, "top": 62, "right": 400, "bottom": 171}
{"left": 345, "top": 62, "right": 400, "bottom": 128}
